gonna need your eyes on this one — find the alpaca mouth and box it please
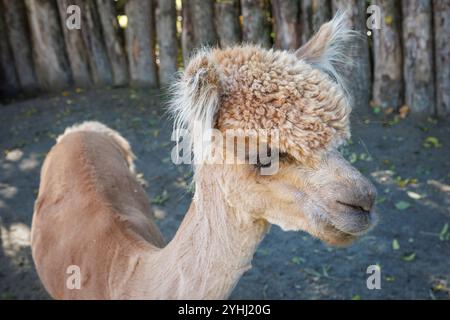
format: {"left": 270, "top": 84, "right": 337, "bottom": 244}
{"left": 328, "top": 206, "right": 377, "bottom": 236}
{"left": 307, "top": 197, "right": 377, "bottom": 237}
{"left": 336, "top": 201, "right": 372, "bottom": 215}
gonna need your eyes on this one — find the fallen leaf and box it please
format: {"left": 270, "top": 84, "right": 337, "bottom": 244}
{"left": 349, "top": 153, "right": 358, "bottom": 164}
{"left": 384, "top": 15, "right": 393, "bottom": 25}
{"left": 407, "top": 191, "right": 422, "bottom": 200}
{"left": 291, "top": 256, "right": 305, "bottom": 265}
{"left": 432, "top": 279, "right": 450, "bottom": 294}
{"left": 385, "top": 276, "right": 396, "bottom": 282}
{"left": 153, "top": 208, "right": 166, "bottom": 220}
{"left": 384, "top": 107, "right": 394, "bottom": 115}
{"left": 402, "top": 252, "right": 416, "bottom": 262}
{"left": 395, "top": 201, "right": 411, "bottom": 210}
{"left": 399, "top": 105, "right": 410, "bottom": 118}
{"left": 375, "top": 196, "right": 386, "bottom": 204}
{"left": 151, "top": 190, "right": 169, "bottom": 205}
{"left": 392, "top": 239, "right": 400, "bottom": 250}
{"left": 439, "top": 223, "right": 450, "bottom": 241}
{"left": 423, "top": 136, "right": 442, "bottom": 148}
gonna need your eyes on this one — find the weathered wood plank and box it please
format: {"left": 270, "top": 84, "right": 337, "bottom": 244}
{"left": 241, "top": 0, "right": 271, "bottom": 48}
{"left": 2, "top": 0, "right": 39, "bottom": 93}
{"left": 215, "top": 0, "right": 241, "bottom": 48}
{"left": 156, "top": 0, "right": 178, "bottom": 86}
{"left": 272, "top": 0, "right": 300, "bottom": 50}
{"left": 25, "top": 0, "right": 72, "bottom": 91}
{"left": 96, "top": 0, "right": 128, "bottom": 86}
{"left": 433, "top": 0, "right": 450, "bottom": 116}
{"left": 372, "top": 0, "right": 403, "bottom": 110}
{"left": 125, "top": 0, "right": 158, "bottom": 87}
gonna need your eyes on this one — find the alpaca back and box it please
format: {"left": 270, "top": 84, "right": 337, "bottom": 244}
{"left": 31, "top": 122, "right": 164, "bottom": 299}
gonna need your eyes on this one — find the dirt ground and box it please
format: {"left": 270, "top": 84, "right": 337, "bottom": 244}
{"left": 0, "top": 87, "right": 449, "bottom": 300}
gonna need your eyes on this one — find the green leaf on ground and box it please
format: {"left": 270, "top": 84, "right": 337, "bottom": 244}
{"left": 302, "top": 268, "right": 322, "bottom": 279}
{"left": 395, "top": 201, "right": 410, "bottom": 210}
{"left": 349, "top": 152, "right": 358, "bottom": 164}
{"left": 402, "top": 252, "right": 416, "bottom": 262}
{"left": 151, "top": 190, "right": 169, "bottom": 205}
{"left": 372, "top": 107, "right": 381, "bottom": 114}
{"left": 385, "top": 276, "right": 396, "bottom": 282}
{"left": 291, "top": 256, "right": 305, "bottom": 265}
{"left": 392, "top": 239, "right": 400, "bottom": 250}
{"left": 439, "top": 223, "right": 450, "bottom": 241}
{"left": 395, "top": 176, "right": 418, "bottom": 188}
{"left": 423, "top": 136, "right": 442, "bottom": 148}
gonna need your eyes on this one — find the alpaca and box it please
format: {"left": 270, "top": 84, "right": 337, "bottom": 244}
{"left": 31, "top": 12, "right": 377, "bottom": 299}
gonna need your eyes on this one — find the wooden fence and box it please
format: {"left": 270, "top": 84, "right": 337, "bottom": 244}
{"left": 0, "top": 0, "right": 448, "bottom": 117}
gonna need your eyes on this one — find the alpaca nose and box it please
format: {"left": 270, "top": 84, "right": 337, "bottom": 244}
{"left": 337, "top": 179, "right": 377, "bottom": 213}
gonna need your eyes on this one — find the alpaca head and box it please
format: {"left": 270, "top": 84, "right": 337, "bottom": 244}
{"left": 170, "top": 12, "right": 377, "bottom": 246}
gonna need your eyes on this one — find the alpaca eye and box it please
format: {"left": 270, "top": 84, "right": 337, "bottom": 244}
{"left": 254, "top": 151, "right": 272, "bottom": 169}
{"left": 254, "top": 159, "right": 272, "bottom": 169}
{"left": 254, "top": 152, "right": 290, "bottom": 171}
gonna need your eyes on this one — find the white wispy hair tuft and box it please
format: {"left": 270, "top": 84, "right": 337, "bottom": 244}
{"left": 296, "top": 10, "right": 361, "bottom": 104}
{"left": 168, "top": 49, "right": 221, "bottom": 166}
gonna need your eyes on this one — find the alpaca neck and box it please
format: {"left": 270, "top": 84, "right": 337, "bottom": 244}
{"left": 133, "top": 167, "right": 269, "bottom": 299}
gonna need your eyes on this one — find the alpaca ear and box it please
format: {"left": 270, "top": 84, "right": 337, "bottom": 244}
{"left": 170, "top": 50, "right": 221, "bottom": 138}
{"left": 295, "top": 10, "right": 358, "bottom": 96}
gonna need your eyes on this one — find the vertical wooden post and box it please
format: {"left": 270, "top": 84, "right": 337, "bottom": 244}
{"left": 2, "top": 0, "right": 39, "bottom": 93}
{"left": 331, "top": 0, "right": 372, "bottom": 109}
{"left": 311, "top": 0, "right": 332, "bottom": 33}
{"left": 181, "top": 0, "right": 194, "bottom": 65}
{"left": 0, "top": 1, "right": 20, "bottom": 97}
{"left": 300, "top": 0, "right": 312, "bottom": 45}
{"left": 300, "top": 0, "right": 331, "bottom": 45}
{"left": 81, "top": 1, "right": 113, "bottom": 85}
{"left": 25, "top": 0, "right": 72, "bottom": 91}
{"left": 190, "top": 0, "right": 218, "bottom": 48}
{"left": 241, "top": 0, "right": 271, "bottom": 48}
{"left": 372, "top": 0, "right": 403, "bottom": 110}
{"left": 96, "top": 0, "right": 129, "bottom": 86}
{"left": 215, "top": 0, "right": 242, "bottom": 48}
{"left": 156, "top": 0, "right": 178, "bottom": 86}
{"left": 433, "top": 0, "right": 450, "bottom": 117}
{"left": 272, "top": 0, "right": 300, "bottom": 50}
{"left": 125, "top": 0, "right": 158, "bottom": 87}
{"left": 402, "top": 0, "right": 435, "bottom": 115}
{"left": 56, "top": 0, "right": 92, "bottom": 87}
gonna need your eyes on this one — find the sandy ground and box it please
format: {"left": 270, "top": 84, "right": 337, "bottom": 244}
{"left": 0, "top": 87, "right": 449, "bottom": 300}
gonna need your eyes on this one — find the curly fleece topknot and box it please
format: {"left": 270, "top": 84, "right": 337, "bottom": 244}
{"left": 170, "top": 11, "right": 355, "bottom": 166}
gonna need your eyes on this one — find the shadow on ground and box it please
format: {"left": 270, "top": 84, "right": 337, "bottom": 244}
{"left": 0, "top": 88, "right": 449, "bottom": 299}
